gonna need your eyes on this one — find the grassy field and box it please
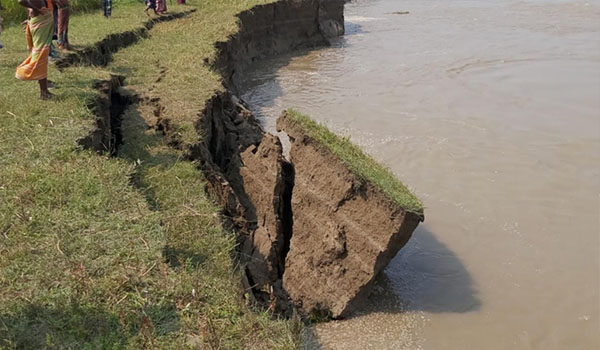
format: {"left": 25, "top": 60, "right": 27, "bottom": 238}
{"left": 283, "top": 110, "right": 424, "bottom": 215}
{"left": 0, "top": 1, "right": 303, "bottom": 349}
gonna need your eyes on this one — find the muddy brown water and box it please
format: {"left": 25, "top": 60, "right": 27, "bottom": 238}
{"left": 239, "top": 0, "right": 600, "bottom": 348}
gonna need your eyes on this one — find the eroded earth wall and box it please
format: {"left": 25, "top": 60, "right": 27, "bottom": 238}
{"left": 213, "top": 0, "right": 345, "bottom": 89}
{"left": 194, "top": 0, "right": 422, "bottom": 319}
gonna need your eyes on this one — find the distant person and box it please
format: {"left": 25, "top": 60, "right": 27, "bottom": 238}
{"left": 145, "top": 0, "right": 158, "bottom": 16}
{"left": 56, "top": 0, "right": 70, "bottom": 49}
{"left": 16, "top": 0, "right": 55, "bottom": 100}
{"left": 103, "top": 0, "right": 111, "bottom": 18}
{"left": 178, "top": 0, "right": 185, "bottom": 4}
{"left": 0, "top": 0, "right": 4, "bottom": 49}
{"left": 156, "top": 0, "right": 167, "bottom": 14}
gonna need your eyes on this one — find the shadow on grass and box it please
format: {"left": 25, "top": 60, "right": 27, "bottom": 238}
{"left": 163, "top": 245, "right": 207, "bottom": 269}
{"left": 0, "top": 301, "right": 181, "bottom": 348}
{"left": 0, "top": 303, "right": 127, "bottom": 349}
{"left": 143, "top": 302, "right": 180, "bottom": 336}
{"left": 116, "top": 97, "right": 212, "bottom": 275}
{"left": 117, "top": 98, "right": 181, "bottom": 210}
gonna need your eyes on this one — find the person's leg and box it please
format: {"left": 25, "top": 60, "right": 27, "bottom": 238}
{"left": 0, "top": 0, "right": 3, "bottom": 48}
{"left": 104, "top": 0, "right": 112, "bottom": 18}
{"left": 39, "top": 78, "right": 52, "bottom": 100}
{"left": 53, "top": 6, "right": 58, "bottom": 40}
{"left": 57, "top": 8, "right": 65, "bottom": 48}
{"left": 57, "top": 7, "right": 70, "bottom": 49}
{"left": 0, "top": 14, "right": 4, "bottom": 49}
{"left": 64, "top": 12, "right": 69, "bottom": 49}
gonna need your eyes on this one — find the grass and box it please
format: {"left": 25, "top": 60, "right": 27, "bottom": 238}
{"left": 284, "top": 109, "right": 424, "bottom": 215}
{"left": 0, "top": 1, "right": 303, "bottom": 349}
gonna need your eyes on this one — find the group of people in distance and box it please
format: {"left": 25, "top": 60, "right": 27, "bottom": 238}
{"left": 10, "top": 0, "right": 184, "bottom": 100}
{"left": 145, "top": 0, "right": 168, "bottom": 16}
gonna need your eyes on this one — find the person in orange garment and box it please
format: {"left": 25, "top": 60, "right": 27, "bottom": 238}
{"left": 15, "top": 0, "right": 55, "bottom": 100}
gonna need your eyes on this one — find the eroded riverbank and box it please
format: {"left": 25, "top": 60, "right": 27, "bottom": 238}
{"left": 75, "top": 0, "right": 423, "bottom": 328}
{"left": 240, "top": 0, "right": 600, "bottom": 348}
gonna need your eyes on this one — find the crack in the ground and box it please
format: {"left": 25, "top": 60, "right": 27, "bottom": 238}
{"left": 56, "top": 10, "right": 196, "bottom": 69}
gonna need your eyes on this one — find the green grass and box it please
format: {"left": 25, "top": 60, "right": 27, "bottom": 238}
{"left": 0, "top": 1, "right": 302, "bottom": 349}
{"left": 284, "top": 109, "right": 424, "bottom": 215}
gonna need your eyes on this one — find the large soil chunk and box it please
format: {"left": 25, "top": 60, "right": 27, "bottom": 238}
{"left": 277, "top": 111, "right": 424, "bottom": 318}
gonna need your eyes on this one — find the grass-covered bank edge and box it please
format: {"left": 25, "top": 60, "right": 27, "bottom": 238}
{"left": 0, "top": 1, "right": 304, "bottom": 349}
{"left": 282, "top": 109, "right": 424, "bottom": 215}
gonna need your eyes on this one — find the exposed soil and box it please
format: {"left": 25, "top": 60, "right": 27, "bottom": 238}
{"left": 212, "top": 0, "right": 345, "bottom": 89}
{"left": 78, "top": 75, "right": 128, "bottom": 155}
{"left": 277, "top": 112, "right": 423, "bottom": 318}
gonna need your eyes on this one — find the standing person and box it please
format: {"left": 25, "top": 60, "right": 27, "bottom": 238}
{"left": 56, "top": 0, "right": 70, "bottom": 49}
{"left": 16, "top": 0, "right": 55, "bottom": 100}
{"left": 177, "top": 0, "right": 185, "bottom": 4}
{"left": 0, "top": 0, "right": 4, "bottom": 49}
{"left": 155, "top": 0, "right": 167, "bottom": 14}
{"left": 145, "top": 0, "right": 157, "bottom": 16}
{"left": 103, "top": 0, "right": 111, "bottom": 18}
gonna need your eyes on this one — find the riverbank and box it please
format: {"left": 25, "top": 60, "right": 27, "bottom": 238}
{"left": 1, "top": 0, "right": 427, "bottom": 347}
{"left": 0, "top": 2, "right": 303, "bottom": 348}
{"left": 239, "top": 0, "right": 600, "bottom": 348}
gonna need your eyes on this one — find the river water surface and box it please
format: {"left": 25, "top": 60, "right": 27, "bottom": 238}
{"left": 239, "top": 0, "right": 600, "bottom": 348}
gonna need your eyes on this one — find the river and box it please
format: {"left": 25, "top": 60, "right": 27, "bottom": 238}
{"left": 239, "top": 0, "right": 600, "bottom": 348}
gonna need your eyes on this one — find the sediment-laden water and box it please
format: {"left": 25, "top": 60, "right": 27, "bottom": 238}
{"left": 239, "top": 0, "right": 600, "bottom": 348}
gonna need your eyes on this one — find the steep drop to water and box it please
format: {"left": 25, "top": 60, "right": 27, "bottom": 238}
{"left": 240, "top": 0, "right": 600, "bottom": 348}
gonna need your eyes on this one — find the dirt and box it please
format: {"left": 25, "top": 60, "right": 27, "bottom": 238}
{"left": 192, "top": 91, "right": 422, "bottom": 319}
{"left": 277, "top": 112, "right": 423, "bottom": 318}
{"left": 239, "top": 134, "right": 295, "bottom": 309}
{"left": 78, "top": 75, "right": 127, "bottom": 155}
{"left": 213, "top": 0, "right": 345, "bottom": 89}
